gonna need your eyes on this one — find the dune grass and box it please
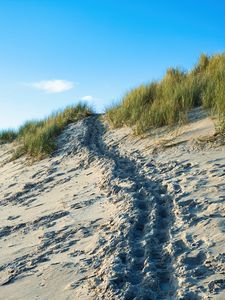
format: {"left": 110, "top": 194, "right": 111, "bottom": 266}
{"left": 0, "top": 130, "right": 17, "bottom": 144}
{"left": 0, "top": 103, "right": 92, "bottom": 160}
{"left": 106, "top": 53, "right": 225, "bottom": 134}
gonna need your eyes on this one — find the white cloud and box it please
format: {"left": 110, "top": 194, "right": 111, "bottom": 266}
{"left": 29, "top": 80, "right": 75, "bottom": 93}
{"left": 81, "top": 95, "right": 94, "bottom": 101}
{"left": 80, "top": 95, "right": 103, "bottom": 112}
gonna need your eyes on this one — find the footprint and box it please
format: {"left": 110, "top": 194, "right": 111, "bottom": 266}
{"left": 7, "top": 215, "right": 20, "bottom": 221}
{"left": 208, "top": 279, "right": 225, "bottom": 294}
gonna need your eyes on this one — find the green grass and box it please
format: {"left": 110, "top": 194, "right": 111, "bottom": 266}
{"left": 0, "top": 103, "right": 92, "bottom": 160}
{"left": 106, "top": 53, "right": 225, "bottom": 134}
{"left": 0, "top": 130, "right": 17, "bottom": 144}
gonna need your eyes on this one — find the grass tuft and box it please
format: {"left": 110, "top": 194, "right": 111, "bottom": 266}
{"left": 0, "top": 130, "right": 17, "bottom": 144}
{"left": 1, "top": 102, "right": 92, "bottom": 160}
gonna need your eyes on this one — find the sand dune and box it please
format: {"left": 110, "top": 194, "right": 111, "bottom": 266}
{"left": 0, "top": 112, "right": 225, "bottom": 299}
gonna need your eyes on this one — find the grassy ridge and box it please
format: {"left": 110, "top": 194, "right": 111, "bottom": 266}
{"left": 106, "top": 53, "right": 225, "bottom": 134}
{"left": 0, "top": 103, "right": 92, "bottom": 160}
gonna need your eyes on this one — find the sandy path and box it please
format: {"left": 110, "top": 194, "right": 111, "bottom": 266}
{"left": 0, "top": 115, "right": 225, "bottom": 299}
{"left": 102, "top": 116, "right": 225, "bottom": 300}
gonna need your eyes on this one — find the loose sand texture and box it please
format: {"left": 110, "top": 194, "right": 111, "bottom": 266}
{"left": 0, "top": 108, "right": 224, "bottom": 299}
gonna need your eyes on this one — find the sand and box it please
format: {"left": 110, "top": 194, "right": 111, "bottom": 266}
{"left": 0, "top": 108, "right": 224, "bottom": 299}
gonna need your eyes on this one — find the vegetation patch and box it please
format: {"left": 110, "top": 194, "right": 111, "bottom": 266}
{"left": 0, "top": 130, "right": 17, "bottom": 144}
{"left": 0, "top": 103, "right": 92, "bottom": 160}
{"left": 106, "top": 53, "right": 225, "bottom": 134}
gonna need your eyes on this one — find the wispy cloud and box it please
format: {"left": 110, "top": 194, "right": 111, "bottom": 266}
{"left": 28, "top": 80, "right": 75, "bottom": 93}
{"left": 81, "top": 95, "right": 94, "bottom": 101}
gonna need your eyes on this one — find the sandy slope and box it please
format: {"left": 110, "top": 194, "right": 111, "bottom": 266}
{"left": 0, "top": 111, "right": 225, "bottom": 299}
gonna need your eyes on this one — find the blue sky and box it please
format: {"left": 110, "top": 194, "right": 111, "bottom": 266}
{"left": 0, "top": 0, "right": 224, "bottom": 129}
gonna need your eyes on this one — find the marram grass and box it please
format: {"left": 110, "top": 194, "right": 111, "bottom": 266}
{"left": 106, "top": 53, "right": 225, "bottom": 134}
{"left": 0, "top": 103, "right": 92, "bottom": 160}
{"left": 0, "top": 130, "right": 17, "bottom": 144}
